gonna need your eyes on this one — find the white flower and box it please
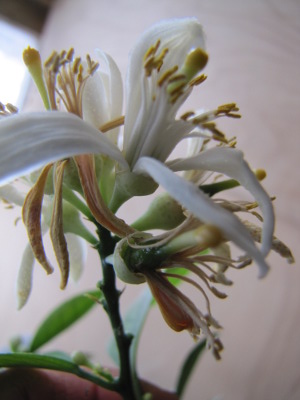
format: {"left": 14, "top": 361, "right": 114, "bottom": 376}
{"left": 0, "top": 18, "right": 274, "bottom": 282}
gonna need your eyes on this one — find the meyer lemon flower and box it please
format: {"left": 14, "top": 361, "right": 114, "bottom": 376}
{"left": 0, "top": 17, "right": 274, "bottom": 283}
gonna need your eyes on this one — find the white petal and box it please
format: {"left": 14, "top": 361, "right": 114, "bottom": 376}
{"left": 0, "top": 111, "right": 128, "bottom": 185}
{"left": 169, "top": 147, "right": 274, "bottom": 256}
{"left": 0, "top": 184, "right": 25, "bottom": 206}
{"left": 83, "top": 50, "right": 123, "bottom": 137}
{"left": 124, "top": 18, "right": 205, "bottom": 149}
{"left": 16, "top": 244, "right": 35, "bottom": 309}
{"left": 134, "top": 157, "right": 269, "bottom": 277}
{"left": 65, "top": 233, "right": 87, "bottom": 282}
{"left": 94, "top": 49, "right": 123, "bottom": 120}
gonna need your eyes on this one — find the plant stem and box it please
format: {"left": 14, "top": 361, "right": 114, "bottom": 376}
{"left": 95, "top": 224, "right": 140, "bottom": 400}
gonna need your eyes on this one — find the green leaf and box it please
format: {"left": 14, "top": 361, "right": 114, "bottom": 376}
{"left": 176, "top": 339, "right": 207, "bottom": 398}
{"left": 0, "top": 352, "right": 114, "bottom": 390}
{"left": 29, "top": 289, "right": 102, "bottom": 352}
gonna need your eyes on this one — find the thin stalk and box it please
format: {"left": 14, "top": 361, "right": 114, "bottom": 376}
{"left": 95, "top": 224, "right": 141, "bottom": 400}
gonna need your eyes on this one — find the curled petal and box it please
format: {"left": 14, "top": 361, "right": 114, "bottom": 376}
{"left": 134, "top": 157, "right": 269, "bottom": 277}
{"left": 50, "top": 160, "right": 69, "bottom": 289}
{"left": 0, "top": 111, "right": 128, "bottom": 186}
{"left": 170, "top": 147, "right": 275, "bottom": 257}
{"left": 22, "top": 164, "right": 53, "bottom": 275}
{"left": 75, "top": 155, "right": 134, "bottom": 237}
{"left": 145, "top": 271, "right": 222, "bottom": 359}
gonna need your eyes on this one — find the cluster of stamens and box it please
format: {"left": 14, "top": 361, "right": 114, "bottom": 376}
{"left": 44, "top": 48, "right": 99, "bottom": 116}
{"left": 144, "top": 39, "right": 209, "bottom": 104}
{"left": 180, "top": 103, "right": 241, "bottom": 143}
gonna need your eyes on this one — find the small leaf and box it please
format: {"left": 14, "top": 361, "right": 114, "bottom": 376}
{"left": 0, "top": 353, "right": 114, "bottom": 390}
{"left": 176, "top": 339, "right": 206, "bottom": 398}
{"left": 29, "top": 289, "right": 102, "bottom": 352}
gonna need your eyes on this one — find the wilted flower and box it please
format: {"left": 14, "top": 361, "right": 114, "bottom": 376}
{"left": 114, "top": 209, "right": 294, "bottom": 359}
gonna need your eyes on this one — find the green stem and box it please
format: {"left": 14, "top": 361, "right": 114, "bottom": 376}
{"left": 95, "top": 225, "right": 141, "bottom": 400}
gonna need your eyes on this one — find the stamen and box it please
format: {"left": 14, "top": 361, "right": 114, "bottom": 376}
{"left": 144, "top": 39, "right": 161, "bottom": 61}
{"left": 144, "top": 46, "right": 169, "bottom": 76}
{"left": 99, "top": 116, "right": 125, "bottom": 133}
{"left": 66, "top": 48, "right": 74, "bottom": 61}
{"left": 157, "top": 65, "right": 179, "bottom": 87}
{"left": 180, "top": 111, "right": 195, "bottom": 121}
{"left": 189, "top": 74, "right": 207, "bottom": 87}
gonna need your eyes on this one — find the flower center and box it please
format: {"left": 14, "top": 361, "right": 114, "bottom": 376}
{"left": 44, "top": 48, "right": 99, "bottom": 116}
{"left": 143, "top": 39, "right": 209, "bottom": 104}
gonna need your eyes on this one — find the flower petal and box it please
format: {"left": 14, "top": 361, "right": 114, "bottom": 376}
{"left": 124, "top": 18, "right": 205, "bottom": 159}
{"left": 75, "top": 155, "right": 134, "bottom": 237}
{"left": 134, "top": 157, "right": 269, "bottom": 277}
{"left": 169, "top": 147, "right": 274, "bottom": 256}
{"left": 82, "top": 50, "right": 123, "bottom": 141}
{"left": 65, "top": 233, "right": 87, "bottom": 282}
{"left": 0, "top": 111, "right": 128, "bottom": 186}
{"left": 0, "top": 184, "right": 25, "bottom": 206}
{"left": 22, "top": 163, "right": 54, "bottom": 275}
{"left": 50, "top": 160, "right": 70, "bottom": 289}
{"left": 16, "top": 243, "right": 35, "bottom": 309}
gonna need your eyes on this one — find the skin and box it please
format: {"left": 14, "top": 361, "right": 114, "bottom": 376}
{"left": 0, "top": 369, "right": 179, "bottom": 400}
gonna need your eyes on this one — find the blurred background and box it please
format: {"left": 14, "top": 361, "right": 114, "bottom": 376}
{"left": 0, "top": 0, "right": 299, "bottom": 399}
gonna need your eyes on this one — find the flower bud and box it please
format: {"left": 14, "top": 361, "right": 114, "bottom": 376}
{"left": 132, "top": 193, "right": 185, "bottom": 231}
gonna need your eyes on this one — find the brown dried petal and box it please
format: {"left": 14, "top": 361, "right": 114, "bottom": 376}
{"left": 22, "top": 164, "right": 53, "bottom": 274}
{"left": 50, "top": 160, "right": 69, "bottom": 289}
{"left": 75, "top": 155, "right": 134, "bottom": 237}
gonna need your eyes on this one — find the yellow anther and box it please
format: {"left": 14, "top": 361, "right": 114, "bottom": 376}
{"left": 157, "top": 66, "right": 179, "bottom": 87}
{"left": 180, "top": 111, "right": 195, "bottom": 121}
{"left": 189, "top": 74, "right": 207, "bottom": 87}
{"left": 72, "top": 57, "right": 81, "bottom": 74}
{"left": 59, "top": 50, "right": 67, "bottom": 59}
{"left": 66, "top": 48, "right": 74, "bottom": 61}
{"left": 255, "top": 169, "right": 266, "bottom": 181}
{"left": 144, "top": 47, "right": 168, "bottom": 76}
{"left": 44, "top": 51, "right": 57, "bottom": 68}
{"left": 144, "top": 39, "right": 161, "bottom": 61}
{"left": 99, "top": 116, "right": 125, "bottom": 133}
{"left": 86, "top": 54, "right": 92, "bottom": 69}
